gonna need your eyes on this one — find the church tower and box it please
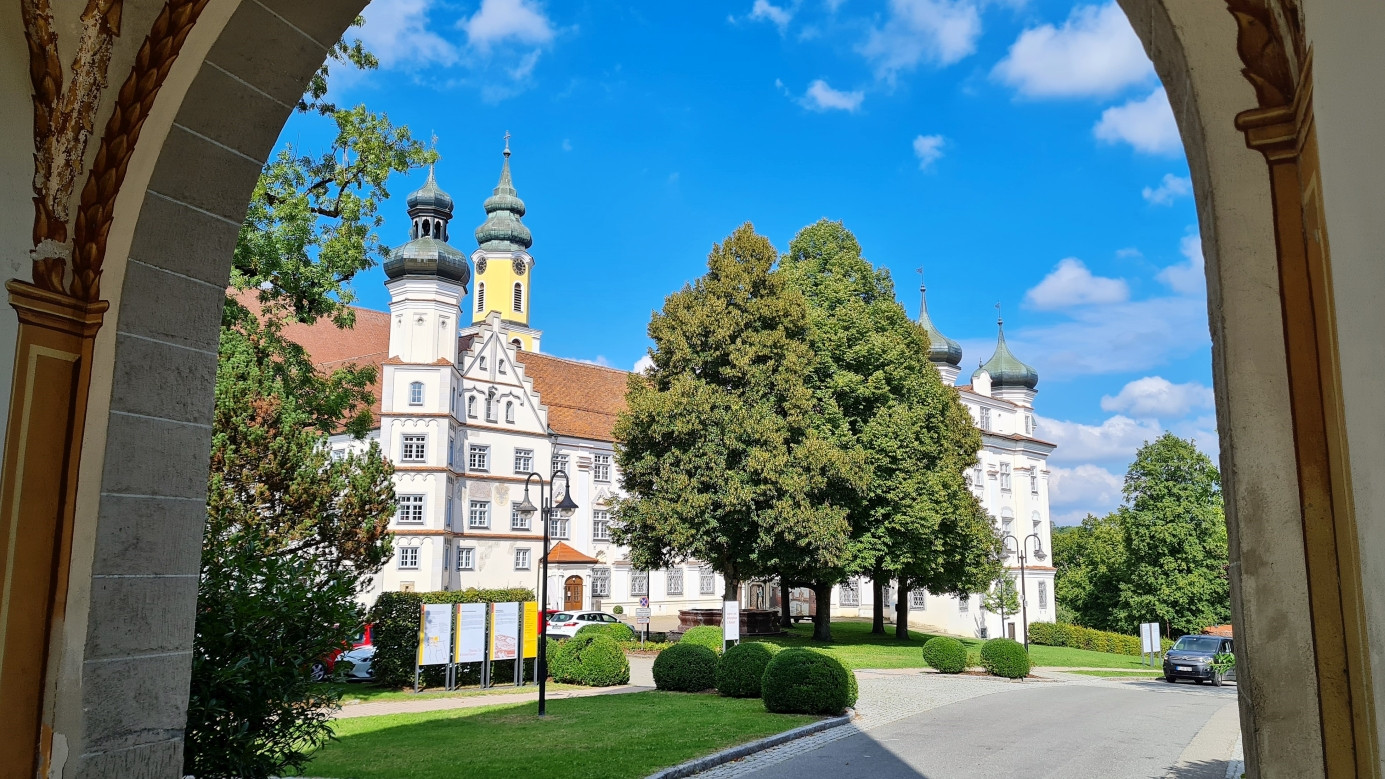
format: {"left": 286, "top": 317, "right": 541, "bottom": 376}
{"left": 973, "top": 311, "right": 1039, "bottom": 408}
{"left": 470, "top": 135, "right": 541, "bottom": 352}
{"left": 917, "top": 277, "right": 963, "bottom": 385}
{"left": 384, "top": 166, "right": 470, "bottom": 364}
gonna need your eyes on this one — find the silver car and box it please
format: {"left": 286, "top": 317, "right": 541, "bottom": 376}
{"left": 546, "top": 610, "right": 625, "bottom": 638}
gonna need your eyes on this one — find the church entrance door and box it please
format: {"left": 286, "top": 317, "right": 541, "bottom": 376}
{"left": 564, "top": 576, "right": 584, "bottom": 611}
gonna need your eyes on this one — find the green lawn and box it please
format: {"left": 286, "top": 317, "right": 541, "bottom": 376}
{"left": 298, "top": 692, "right": 817, "bottom": 779}
{"left": 747, "top": 620, "right": 1154, "bottom": 671}
{"left": 325, "top": 681, "right": 585, "bottom": 705}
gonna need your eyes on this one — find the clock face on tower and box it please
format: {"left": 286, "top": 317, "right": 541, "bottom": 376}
{"left": 513, "top": 257, "right": 527, "bottom": 275}
{"left": 476, "top": 257, "right": 487, "bottom": 274}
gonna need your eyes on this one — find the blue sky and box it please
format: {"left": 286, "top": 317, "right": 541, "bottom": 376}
{"left": 283, "top": 0, "right": 1216, "bottom": 524}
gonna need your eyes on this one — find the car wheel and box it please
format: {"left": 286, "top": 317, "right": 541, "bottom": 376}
{"left": 1194, "top": 678, "right": 1205, "bottom": 685}
{"left": 1164, "top": 674, "right": 1176, "bottom": 683}
{"left": 310, "top": 662, "right": 328, "bottom": 683}
{"left": 1212, "top": 671, "right": 1223, "bottom": 687}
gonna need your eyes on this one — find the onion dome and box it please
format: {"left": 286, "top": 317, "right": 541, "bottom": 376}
{"left": 976, "top": 313, "right": 1038, "bottom": 390}
{"left": 474, "top": 137, "right": 533, "bottom": 252}
{"left": 918, "top": 281, "right": 962, "bottom": 367}
{"left": 384, "top": 166, "right": 470, "bottom": 285}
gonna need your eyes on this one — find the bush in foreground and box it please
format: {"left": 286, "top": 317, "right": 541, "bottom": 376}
{"left": 572, "top": 635, "right": 631, "bottom": 686}
{"left": 717, "top": 642, "right": 779, "bottom": 698}
{"left": 980, "top": 638, "right": 1030, "bottom": 679}
{"left": 653, "top": 642, "right": 719, "bottom": 692}
{"left": 921, "top": 636, "right": 968, "bottom": 674}
{"left": 679, "top": 625, "right": 725, "bottom": 654}
{"left": 577, "top": 621, "right": 637, "bottom": 641}
{"left": 761, "top": 648, "right": 856, "bottom": 715}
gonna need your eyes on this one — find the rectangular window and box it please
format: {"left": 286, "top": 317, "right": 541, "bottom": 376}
{"left": 1025, "top": 413, "right": 1034, "bottom": 436}
{"left": 910, "top": 589, "right": 926, "bottom": 609}
{"left": 973, "top": 466, "right": 983, "bottom": 491}
{"left": 979, "top": 407, "right": 991, "bottom": 431}
{"left": 457, "top": 547, "right": 475, "bottom": 570}
{"left": 839, "top": 580, "right": 859, "bottom": 607}
{"left": 409, "top": 382, "right": 424, "bottom": 405}
{"left": 398, "top": 547, "right": 419, "bottom": 569}
{"left": 592, "top": 509, "right": 611, "bottom": 541}
{"left": 467, "top": 396, "right": 478, "bottom": 418}
{"left": 1039, "top": 581, "right": 1048, "bottom": 610}
{"left": 514, "top": 448, "right": 534, "bottom": 474}
{"left": 468, "top": 444, "right": 489, "bottom": 472}
{"left": 515, "top": 548, "right": 531, "bottom": 570}
{"left": 445, "top": 496, "right": 453, "bottom": 527}
{"left": 549, "top": 516, "right": 569, "bottom": 539}
{"left": 999, "top": 463, "right": 1012, "bottom": 491}
{"left": 631, "top": 570, "right": 649, "bottom": 597}
{"left": 396, "top": 495, "right": 425, "bottom": 523}
{"left": 592, "top": 567, "right": 611, "bottom": 597}
{"left": 511, "top": 502, "right": 531, "bottom": 530}
{"left": 1030, "top": 470, "right": 1039, "bottom": 494}
{"left": 443, "top": 546, "right": 450, "bottom": 570}
{"left": 468, "top": 500, "right": 490, "bottom": 529}
{"left": 959, "top": 595, "right": 970, "bottom": 613}
{"left": 401, "top": 435, "right": 426, "bottom": 462}
{"left": 485, "top": 397, "right": 497, "bottom": 423}
{"left": 666, "top": 568, "right": 684, "bottom": 596}
{"left": 448, "top": 435, "right": 455, "bottom": 467}
{"left": 700, "top": 566, "right": 716, "bottom": 595}
{"left": 552, "top": 452, "right": 570, "bottom": 474}
{"left": 593, "top": 453, "right": 612, "bottom": 482}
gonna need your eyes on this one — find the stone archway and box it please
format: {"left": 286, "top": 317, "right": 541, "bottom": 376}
{"left": 1, "top": 1, "right": 1382, "bottom": 777}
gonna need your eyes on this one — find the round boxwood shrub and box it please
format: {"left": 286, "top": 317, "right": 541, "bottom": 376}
{"left": 679, "top": 625, "right": 725, "bottom": 654}
{"left": 572, "top": 635, "right": 630, "bottom": 686}
{"left": 716, "top": 641, "right": 779, "bottom": 698}
{"left": 652, "top": 642, "right": 719, "bottom": 692}
{"left": 980, "top": 638, "right": 1030, "bottom": 679}
{"left": 547, "top": 634, "right": 594, "bottom": 683}
{"left": 612, "top": 605, "right": 624, "bottom": 614}
{"left": 761, "top": 648, "right": 857, "bottom": 715}
{"left": 921, "top": 636, "right": 968, "bottom": 674}
{"left": 576, "top": 621, "right": 636, "bottom": 641}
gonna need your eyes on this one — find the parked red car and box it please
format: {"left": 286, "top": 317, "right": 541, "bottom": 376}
{"left": 312, "top": 623, "right": 373, "bottom": 682}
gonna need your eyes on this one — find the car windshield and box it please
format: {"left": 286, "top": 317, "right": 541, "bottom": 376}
{"left": 1172, "top": 636, "right": 1223, "bottom": 652}
{"left": 551, "top": 613, "right": 574, "bottom": 622}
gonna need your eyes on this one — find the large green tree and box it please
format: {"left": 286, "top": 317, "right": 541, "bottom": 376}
{"left": 1052, "top": 514, "right": 1127, "bottom": 631}
{"left": 778, "top": 220, "right": 1000, "bottom": 640}
{"left": 612, "top": 224, "right": 860, "bottom": 642}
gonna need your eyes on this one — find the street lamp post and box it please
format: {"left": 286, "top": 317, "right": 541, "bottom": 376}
{"left": 516, "top": 468, "right": 578, "bottom": 717}
{"left": 1000, "top": 532, "right": 1045, "bottom": 651}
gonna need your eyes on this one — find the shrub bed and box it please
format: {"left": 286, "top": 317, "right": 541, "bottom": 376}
{"left": 549, "top": 635, "right": 629, "bottom": 686}
{"left": 980, "top": 638, "right": 1030, "bottom": 679}
{"left": 716, "top": 642, "right": 779, "bottom": 698}
{"left": 921, "top": 637, "right": 968, "bottom": 674}
{"left": 679, "top": 625, "right": 725, "bottom": 654}
{"left": 652, "top": 642, "right": 719, "bottom": 692}
{"left": 761, "top": 648, "right": 857, "bottom": 715}
{"left": 1027, "top": 622, "right": 1174, "bottom": 656}
{"left": 367, "top": 589, "right": 534, "bottom": 687}
{"left": 576, "top": 622, "right": 637, "bottom": 641}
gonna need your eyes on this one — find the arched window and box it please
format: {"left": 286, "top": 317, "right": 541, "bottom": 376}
{"left": 1000, "top": 508, "right": 1015, "bottom": 538}
{"left": 412, "top": 221, "right": 419, "bottom": 239}
{"left": 467, "top": 396, "right": 477, "bottom": 418}
{"left": 513, "top": 282, "right": 523, "bottom": 312}
{"left": 485, "top": 391, "right": 497, "bottom": 423}
{"left": 476, "top": 283, "right": 485, "bottom": 312}
{"left": 512, "top": 338, "right": 522, "bottom": 349}
{"left": 408, "top": 381, "right": 424, "bottom": 406}
{"left": 505, "top": 401, "right": 515, "bottom": 423}
{"left": 422, "top": 220, "right": 431, "bottom": 237}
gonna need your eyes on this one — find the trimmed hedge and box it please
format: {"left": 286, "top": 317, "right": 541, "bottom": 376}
{"left": 980, "top": 638, "right": 1030, "bottom": 679}
{"left": 1028, "top": 621, "right": 1174, "bottom": 656}
{"left": 921, "top": 637, "right": 968, "bottom": 674}
{"left": 679, "top": 625, "right": 725, "bottom": 654}
{"left": 367, "top": 589, "right": 534, "bottom": 687}
{"left": 762, "top": 648, "right": 857, "bottom": 715}
{"left": 716, "top": 642, "right": 779, "bottom": 698}
{"left": 576, "top": 621, "right": 636, "bottom": 641}
{"left": 652, "top": 642, "right": 719, "bottom": 692}
{"left": 549, "top": 634, "right": 629, "bottom": 686}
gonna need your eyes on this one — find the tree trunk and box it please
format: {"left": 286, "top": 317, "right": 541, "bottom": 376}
{"left": 871, "top": 574, "right": 886, "bottom": 634}
{"left": 895, "top": 581, "right": 911, "bottom": 640}
{"left": 812, "top": 581, "right": 833, "bottom": 642}
{"left": 779, "top": 578, "right": 792, "bottom": 631}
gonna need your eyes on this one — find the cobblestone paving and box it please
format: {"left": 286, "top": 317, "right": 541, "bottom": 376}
{"left": 691, "top": 671, "right": 1021, "bottom": 779}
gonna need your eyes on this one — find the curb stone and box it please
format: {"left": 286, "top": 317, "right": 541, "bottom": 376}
{"left": 644, "top": 709, "right": 856, "bottom": 779}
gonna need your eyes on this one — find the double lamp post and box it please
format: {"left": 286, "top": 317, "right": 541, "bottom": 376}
{"left": 515, "top": 468, "right": 577, "bottom": 717}
{"left": 1000, "top": 531, "right": 1045, "bottom": 651}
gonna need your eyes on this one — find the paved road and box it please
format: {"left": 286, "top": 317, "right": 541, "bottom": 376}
{"left": 698, "top": 673, "right": 1238, "bottom": 779}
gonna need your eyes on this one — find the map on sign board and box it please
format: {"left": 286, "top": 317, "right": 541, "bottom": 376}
{"left": 492, "top": 602, "right": 520, "bottom": 661}
{"left": 420, "top": 604, "right": 453, "bottom": 666}
{"left": 455, "top": 603, "right": 486, "bottom": 663}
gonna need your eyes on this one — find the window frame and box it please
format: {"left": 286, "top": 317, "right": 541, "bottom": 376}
{"left": 514, "top": 448, "right": 534, "bottom": 474}
{"left": 468, "top": 444, "right": 490, "bottom": 472}
{"left": 699, "top": 565, "right": 716, "bottom": 595}
{"left": 476, "top": 282, "right": 485, "bottom": 312}
{"left": 511, "top": 502, "right": 531, "bottom": 531}
{"left": 1039, "top": 581, "right": 1048, "bottom": 610}
{"left": 468, "top": 500, "right": 490, "bottom": 529}
{"left": 839, "top": 579, "right": 859, "bottom": 607}
{"left": 397, "top": 547, "right": 419, "bottom": 570}
{"left": 549, "top": 515, "right": 570, "bottom": 539}
{"left": 408, "top": 381, "right": 424, "bottom": 406}
{"left": 910, "top": 589, "right": 926, "bottom": 609}
{"left": 630, "top": 570, "right": 649, "bottom": 597}
{"left": 513, "top": 282, "right": 524, "bottom": 312}
{"left": 592, "top": 567, "right": 611, "bottom": 597}
{"left": 467, "top": 396, "right": 478, "bottom": 418}
{"left": 396, "top": 494, "right": 425, "bottom": 523}
{"left": 665, "top": 568, "right": 684, "bottom": 596}
{"left": 401, "top": 435, "right": 427, "bottom": 463}
{"left": 514, "top": 548, "right": 531, "bottom": 570}
{"left": 457, "top": 547, "right": 475, "bottom": 571}
{"left": 999, "top": 463, "right": 1012, "bottom": 491}
{"left": 592, "top": 509, "right": 611, "bottom": 541}
{"left": 593, "top": 453, "right": 612, "bottom": 482}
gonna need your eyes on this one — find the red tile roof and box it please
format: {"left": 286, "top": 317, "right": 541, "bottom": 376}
{"left": 544, "top": 541, "right": 599, "bottom": 564}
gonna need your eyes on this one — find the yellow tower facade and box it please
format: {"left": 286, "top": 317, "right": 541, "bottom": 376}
{"left": 469, "top": 138, "right": 542, "bottom": 351}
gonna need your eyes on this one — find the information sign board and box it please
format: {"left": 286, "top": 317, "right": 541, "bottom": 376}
{"left": 634, "top": 607, "right": 651, "bottom": 625}
{"left": 1140, "top": 622, "right": 1161, "bottom": 654}
{"left": 455, "top": 603, "right": 487, "bottom": 663}
{"left": 523, "top": 601, "right": 539, "bottom": 659}
{"left": 722, "top": 600, "right": 740, "bottom": 642}
{"left": 419, "top": 604, "right": 453, "bottom": 666}
{"left": 491, "top": 602, "right": 520, "bottom": 661}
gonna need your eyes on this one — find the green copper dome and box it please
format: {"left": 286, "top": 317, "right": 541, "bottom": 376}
{"left": 976, "top": 317, "right": 1038, "bottom": 390}
{"left": 385, "top": 166, "right": 469, "bottom": 285}
{"left": 406, "top": 166, "right": 454, "bottom": 215}
{"left": 474, "top": 142, "right": 533, "bottom": 252}
{"left": 918, "top": 283, "right": 962, "bottom": 367}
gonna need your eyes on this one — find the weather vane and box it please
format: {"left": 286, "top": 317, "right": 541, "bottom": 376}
{"left": 995, "top": 301, "right": 1003, "bottom": 325}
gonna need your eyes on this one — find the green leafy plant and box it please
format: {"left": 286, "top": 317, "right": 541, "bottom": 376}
{"left": 1212, "top": 652, "right": 1236, "bottom": 675}
{"left": 652, "top": 643, "right": 720, "bottom": 692}
{"left": 576, "top": 621, "right": 636, "bottom": 641}
{"left": 979, "top": 638, "right": 1031, "bottom": 679}
{"left": 612, "top": 605, "right": 625, "bottom": 614}
{"left": 761, "top": 648, "right": 857, "bottom": 715}
{"left": 921, "top": 637, "right": 968, "bottom": 674}
{"left": 717, "top": 642, "right": 780, "bottom": 698}
{"left": 550, "top": 635, "right": 629, "bottom": 687}
{"left": 679, "top": 625, "right": 726, "bottom": 654}
{"left": 366, "top": 589, "right": 534, "bottom": 688}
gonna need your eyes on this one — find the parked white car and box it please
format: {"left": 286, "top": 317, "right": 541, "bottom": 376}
{"left": 337, "top": 644, "right": 375, "bottom": 681}
{"left": 546, "top": 610, "right": 625, "bottom": 638}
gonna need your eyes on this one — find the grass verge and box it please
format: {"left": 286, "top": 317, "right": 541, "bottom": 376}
{"left": 325, "top": 681, "right": 586, "bottom": 705}
{"left": 297, "top": 692, "right": 817, "bottom": 779}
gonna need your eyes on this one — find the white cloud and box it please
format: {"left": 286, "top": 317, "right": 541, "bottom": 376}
{"left": 633, "top": 354, "right": 655, "bottom": 373}
{"left": 1094, "top": 87, "right": 1181, "bottom": 155}
{"left": 1036, "top": 414, "right": 1163, "bottom": 466}
{"left": 579, "top": 355, "right": 614, "bottom": 368}
{"left": 912, "top": 134, "right": 945, "bottom": 170}
{"left": 508, "top": 49, "right": 542, "bottom": 80}
{"left": 801, "top": 79, "right": 865, "bottom": 112}
{"left": 1157, "top": 233, "right": 1205, "bottom": 295}
{"left": 1048, "top": 464, "right": 1125, "bottom": 523}
{"left": 462, "top": 0, "right": 555, "bottom": 50}
{"left": 861, "top": 0, "right": 983, "bottom": 80}
{"left": 1024, "top": 258, "right": 1129, "bottom": 310}
{"left": 357, "top": 0, "right": 459, "bottom": 69}
{"left": 1100, "top": 376, "right": 1214, "bottom": 418}
{"left": 561, "top": 138, "right": 572, "bottom": 152}
{"left": 751, "top": 0, "right": 795, "bottom": 30}
{"left": 992, "top": 3, "right": 1153, "bottom": 98}
{"left": 1142, "top": 173, "right": 1192, "bottom": 205}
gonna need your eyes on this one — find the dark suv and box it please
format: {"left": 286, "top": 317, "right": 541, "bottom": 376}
{"left": 1163, "top": 634, "right": 1235, "bottom": 685}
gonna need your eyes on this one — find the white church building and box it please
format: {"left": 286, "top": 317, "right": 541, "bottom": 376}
{"left": 303, "top": 142, "right": 1056, "bottom": 639}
